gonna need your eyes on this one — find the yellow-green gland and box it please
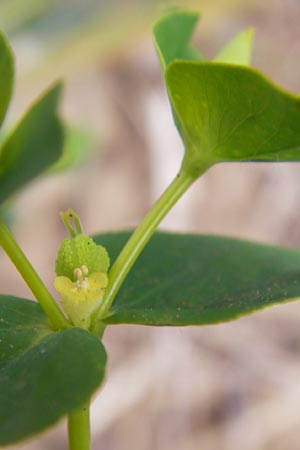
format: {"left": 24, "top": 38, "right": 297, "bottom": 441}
{"left": 54, "top": 269, "right": 108, "bottom": 328}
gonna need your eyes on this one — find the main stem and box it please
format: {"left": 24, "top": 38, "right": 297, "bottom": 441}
{"left": 0, "top": 219, "right": 69, "bottom": 330}
{"left": 94, "top": 169, "right": 198, "bottom": 323}
{"left": 68, "top": 401, "right": 90, "bottom": 450}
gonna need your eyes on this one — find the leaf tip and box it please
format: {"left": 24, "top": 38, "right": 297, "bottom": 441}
{"left": 152, "top": 8, "right": 202, "bottom": 71}
{"left": 214, "top": 26, "right": 255, "bottom": 66}
{"left": 45, "top": 80, "right": 64, "bottom": 105}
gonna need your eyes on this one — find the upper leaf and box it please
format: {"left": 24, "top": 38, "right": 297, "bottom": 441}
{"left": 0, "top": 83, "right": 64, "bottom": 204}
{"left": 166, "top": 63, "right": 300, "bottom": 176}
{"left": 93, "top": 232, "right": 300, "bottom": 326}
{"left": 0, "top": 31, "right": 14, "bottom": 128}
{"left": 0, "top": 295, "right": 106, "bottom": 445}
{"left": 153, "top": 9, "right": 204, "bottom": 72}
{"left": 153, "top": 10, "right": 300, "bottom": 178}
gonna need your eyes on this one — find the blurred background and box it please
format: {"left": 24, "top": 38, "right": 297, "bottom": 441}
{"left": 1, "top": 0, "right": 300, "bottom": 449}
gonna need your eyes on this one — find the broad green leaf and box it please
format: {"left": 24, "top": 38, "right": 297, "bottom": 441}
{"left": 166, "top": 63, "right": 300, "bottom": 176}
{"left": 0, "top": 83, "right": 64, "bottom": 204}
{"left": 93, "top": 232, "right": 300, "bottom": 326}
{"left": 0, "top": 295, "right": 106, "bottom": 445}
{"left": 154, "top": 10, "right": 300, "bottom": 178}
{"left": 0, "top": 31, "right": 14, "bottom": 128}
{"left": 153, "top": 9, "right": 204, "bottom": 72}
{"left": 213, "top": 27, "right": 254, "bottom": 66}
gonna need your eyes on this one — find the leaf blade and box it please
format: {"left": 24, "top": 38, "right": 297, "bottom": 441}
{"left": 93, "top": 232, "right": 300, "bottom": 326}
{"left": 0, "top": 83, "right": 64, "bottom": 204}
{"left": 153, "top": 9, "right": 300, "bottom": 177}
{"left": 0, "top": 295, "right": 106, "bottom": 445}
{"left": 165, "top": 62, "right": 300, "bottom": 175}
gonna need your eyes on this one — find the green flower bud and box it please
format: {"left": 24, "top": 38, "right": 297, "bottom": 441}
{"left": 55, "top": 234, "right": 109, "bottom": 280}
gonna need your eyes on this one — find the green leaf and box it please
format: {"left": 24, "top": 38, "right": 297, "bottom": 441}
{"left": 153, "top": 9, "right": 204, "bottom": 72}
{"left": 93, "top": 232, "right": 300, "bottom": 326}
{"left": 153, "top": 9, "right": 205, "bottom": 159}
{"left": 0, "top": 83, "right": 64, "bottom": 204}
{"left": 154, "top": 9, "right": 300, "bottom": 178}
{"left": 0, "top": 295, "right": 106, "bottom": 445}
{"left": 213, "top": 27, "right": 254, "bottom": 66}
{"left": 0, "top": 31, "right": 14, "bottom": 128}
{"left": 166, "top": 63, "right": 300, "bottom": 176}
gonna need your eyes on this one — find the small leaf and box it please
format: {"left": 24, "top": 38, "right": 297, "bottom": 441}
{"left": 93, "top": 232, "right": 300, "bottom": 326}
{"left": 0, "top": 295, "right": 106, "bottom": 445}
{"left": 166, "top": 63, "right": 300, "bottom": 176}
{"left": 213, "top": 27, "right": 254, "bottom": 66}
{"left": 0, "top": 31, "right": 14, "bottom": 128}
{"left": 0, "top": 83, "right": 64, "bottom": 204}
{"left": 153, "top": 9, "right": 204, "bottom": 72}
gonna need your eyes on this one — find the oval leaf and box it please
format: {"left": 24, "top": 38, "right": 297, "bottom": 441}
{"left": 153, "top": 9, "right": 300, "bottom": 178}
{"left": 93, "top": 232, "right": 300, "bottom": 326}
{"left": 0, "top": 295, "right": 106, "bottom": 445}
{"left": 0, "top": 83, "right": 64, "bottom": 204}
{"left": 166, "top": 62, "right": 300, "bottom": 176}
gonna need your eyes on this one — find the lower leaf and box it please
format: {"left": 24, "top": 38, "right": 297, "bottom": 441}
{"left": 94, "top": 232, "right": 300, "bottom": 326}
{"left": 0, "top": 295, "right": 106, "bottom": 445}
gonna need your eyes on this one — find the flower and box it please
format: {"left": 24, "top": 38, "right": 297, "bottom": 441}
{"left": 54, "top": 265, "right": 108, "bottom": 328}
{"left": 54, "top": 209, "right": 110, "bottom": 328}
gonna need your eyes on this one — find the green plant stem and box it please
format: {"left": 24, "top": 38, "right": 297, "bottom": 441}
{"left": 94, "top": 168, "right": 201, "bottom": 324}
{"left": 0, "top": 219, "right": 70, "bottom": 330}
{"left": 68, "top": 401, "right": 90, "bottom": 450}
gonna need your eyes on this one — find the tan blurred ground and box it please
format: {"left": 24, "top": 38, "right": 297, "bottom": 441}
{"left": 2, "top": 0, "right": 300, "bottom": 449}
